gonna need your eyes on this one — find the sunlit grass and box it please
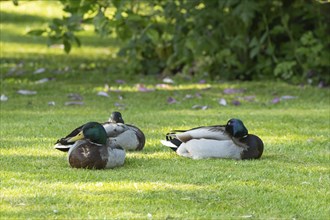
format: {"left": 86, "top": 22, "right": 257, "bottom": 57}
{"left": 1, "top": 1, "right": 330, "bottom": 219}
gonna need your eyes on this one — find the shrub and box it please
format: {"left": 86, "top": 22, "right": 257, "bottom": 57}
{"left": 25, "top": 0, "right": 330, "bottom": 84}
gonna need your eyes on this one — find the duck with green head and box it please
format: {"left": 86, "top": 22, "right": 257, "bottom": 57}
{"left": 103, "top": 112, "right": 145, "bottom": 151}
{"left": 161, "top": 118, "right": 264, "bottom": 160}
{"left": 66, "top": 122, "right": 126, "bottom": 169}
{"left": 54, "top": 111, "right": 145, "bottom": 152}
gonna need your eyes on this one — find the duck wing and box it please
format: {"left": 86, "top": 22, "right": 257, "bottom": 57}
{"left": 167, "top": 125, "right": 230, "bottom": 143}
{"left": 126, "top": 124, "right": 145, "bottom": 150}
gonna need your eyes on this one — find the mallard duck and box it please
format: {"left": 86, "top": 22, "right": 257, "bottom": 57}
{"left": 108, "top": 111, "right": 124, "bottom": 123}
{"left": 66, "top": 121, "right": 125, "bottom": 169}
{"left": 160, "top": 118, "right": 264, "bottom": 160}
{"left": 54, "top": 111, "right": 145, "bottom": 152}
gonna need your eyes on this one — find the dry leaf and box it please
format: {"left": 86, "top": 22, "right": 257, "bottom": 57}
{"left": 116, "top": 79, "right": 126, "bottom": 84}
{"left": 192, "top": 105, "right": 208, "bottom": 110}
{"left": 33, "top": 68, "right": 46, "bottom": 74}
{"left": 35, "top": 77, "right": 54, "bottom": 84}
{"left": 67, "top": 93, "right": 83, "bottom": 100}
{"left": 223, "top": 88, "right": 245, "bottom": 94}
{"left": 136, "top": 84, "right": 155, "bottom": 92}
{"left": 232, "top": 100, "right": 241, "bottom": 106}
{"left": 163, "top": 77, "right": 174, "bottom": 84}
{"left": 65, "top": 101, "right": 84, "bottom": 106}
{"left": 1, "top": 94, "right": 8, "bottom": 101}
{"left": 97, "top": 91, "right": 109, "bottom": 97}
{"left": 219, "top": 98, "right": 227, "bottom": 106}
{"left": 184, "top": 94, "right": 194, "bottom": 100}
{"left": 272, "top": 97, "right": 280, "bottom": 104}
{"left": 17, "top": 90, "right": 37, "bottom": 95}
{"left": 281, "top": 95, "right": 297, "bottom": 100}
{"left": 167, "top": 97, "right": 177, "bottom": 104}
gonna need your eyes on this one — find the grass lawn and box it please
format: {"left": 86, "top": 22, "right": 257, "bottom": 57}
{"left": 1, "top": 1, "right": 329, "bottom": 219}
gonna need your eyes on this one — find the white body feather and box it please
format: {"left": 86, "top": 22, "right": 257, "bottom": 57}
{"left": 160, "top": 139, "right": 243, "bottom": 160}
{"left": 104, "top": 147, "right": 126, "bottom": 168}
{"left": 109, "top": 129, "right": 139, "bottom": 151}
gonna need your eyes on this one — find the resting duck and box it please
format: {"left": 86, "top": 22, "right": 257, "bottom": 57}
{"left": 160, "top": 118, "right": 264, "bottom": 160}
{"left": 108, "top": 111, "right": 124, "bottom": 123}
{"left": 66, "top": 122, "right": 125, "bottom": 169}
{"left": 54, "top": 111, "right": 145, "bottom": 151}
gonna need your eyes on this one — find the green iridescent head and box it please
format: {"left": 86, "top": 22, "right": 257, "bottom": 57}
{"left": 68, "top": 122, "right": 107, "bottom": 145}
{"left": 225, "top": 118, "right": 248, "bottom": 138}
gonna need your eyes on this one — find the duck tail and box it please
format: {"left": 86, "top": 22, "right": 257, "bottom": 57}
{"left": 54, "top": 143, "right": 71, "bottom": 152}
{"left": 161, "top": 132, "right": 182, "bottom": 151}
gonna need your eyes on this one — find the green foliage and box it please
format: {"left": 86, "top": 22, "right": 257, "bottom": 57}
{"left": 24, "top": 0, "right": 330, "bottom": 84}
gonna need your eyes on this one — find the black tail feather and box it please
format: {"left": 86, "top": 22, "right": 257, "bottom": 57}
{"left": 165, "top": 132, "right": 182, "bottom": 152}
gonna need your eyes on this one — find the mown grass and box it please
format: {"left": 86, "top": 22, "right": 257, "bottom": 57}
{"left": 1, "top": 1, "right": 329, "bottom": 219}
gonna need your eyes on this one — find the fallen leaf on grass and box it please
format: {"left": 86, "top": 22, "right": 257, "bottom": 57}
{"left": 218, "top": 98, "right": 227, "bottom": 106}
{"left": 97, "top": 91, "right": 109, "bottom": 97}
{"left": 163, "top": 77, "right": 174, "bottom": 84}
{"left": 167, "top": 97, "right": 177, "bottom": 104}
{"left": 17, "top": 90, "right": 37, "bottom": 95}
{"left": 281, "top": 95, "right": 297, "bottom": 100}
{"left": 48, "top": 101, "right": 56, "bottom": 106}
{"left": 35, "top": 77, "right": 55, "bottom": 84}
{"left": 195, "top": 92, "right": 202, "bottom": 98}
{"left": 1, "top": 94, "right": 8, "bottom": 101}
{"left": 67, "top": 93, "right": 83, "bottom": 100}
{"left": 192, "top": 105, "right": 208, "bottom": 110}
{"left": 184, "top": 94, "right": 194, "bottom": 100}
{"left": 136, "top": 84, "right": 155, "bottom": 92}
{"left": 33, "top": 68, "right": 46, "bottom": 74}
{"left": 232, "top": 100, "right": 241, "bottom": 106}
{"left": 0, "top": 94, "right": 8, "bottom": 102}
{"left": 223, "top": 88, "right": 245, "bottom": 94}
{"left": 272, "top": 97, "right": 281, "bottom": 104}
{"left": 114, "top": 102, "right": 126, "bottom": 110}
{"left": 64, "top": 101, "right": 84, "bottom": 106}
{"left": 272, "top": 95, "right": 297, "bottom": 104}
{"left": 116, "top": 79, "right": 126, "bottom": 84}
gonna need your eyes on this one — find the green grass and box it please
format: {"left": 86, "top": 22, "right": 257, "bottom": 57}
{"left": 1, "top": 1, "right": 329, "bottom": 219}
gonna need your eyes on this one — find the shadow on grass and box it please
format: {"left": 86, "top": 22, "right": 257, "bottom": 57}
{"left": 2, "top": 152, "right": 327, "bottom": 220}
{"left": 2, "top": 150, "right": 323, "bottom": 184}
{"left": 0, "top": 11, "right": 50, "bottom": 24}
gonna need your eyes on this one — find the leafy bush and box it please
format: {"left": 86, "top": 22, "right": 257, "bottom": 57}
{"left": 24, "top": 0, "right": 330, "bottom": 84}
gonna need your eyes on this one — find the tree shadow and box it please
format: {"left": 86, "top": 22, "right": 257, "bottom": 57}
{"left": 0, "top": 11, "right": 50, "bottom": 24}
